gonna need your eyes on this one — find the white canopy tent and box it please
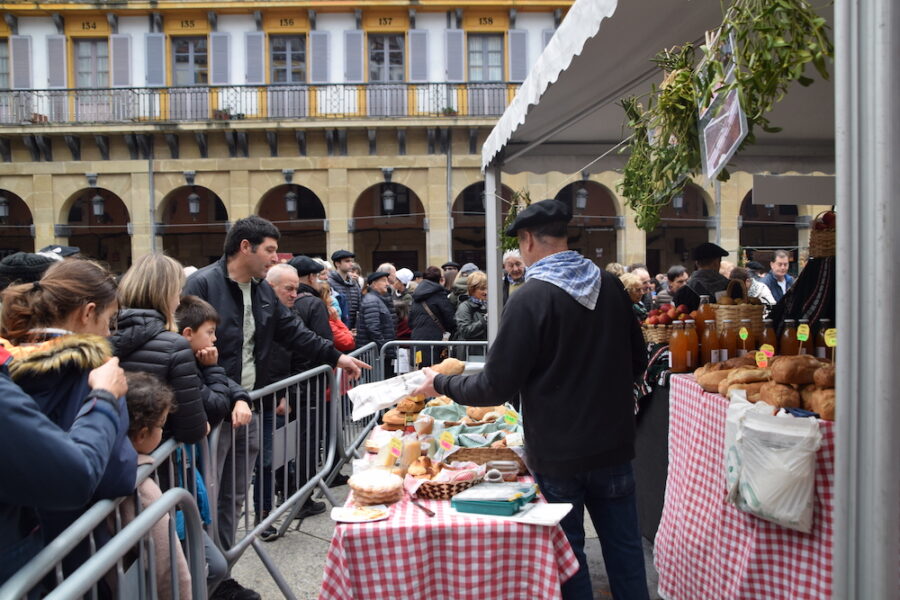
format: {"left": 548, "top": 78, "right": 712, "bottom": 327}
{"left": 480, "top": 0, "right": 898, "bottom": 597}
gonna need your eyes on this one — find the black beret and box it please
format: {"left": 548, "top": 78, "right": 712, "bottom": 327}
{"left": 504, "top": 199, "right": 572, "bottom": 237}
{"left": 331, "top": 249, "right": 355, "bottom": 262}
{"left": 39, "top": 244, "right": 80, "bottom": 257}
{"left": 745, "top": 260, "right": 765, "bottom": 271}
{"left": 412, "top": 271, "right": 423, "bottom": 279}
{"left": 289, "top": 255, "right": 324, "bottom": 276}
{"left": 441, "top": 261, "right": 461, "bottom": 270}
{"left": 366, "top": 271, "right": 390, "bottom": 285}
{"left": 692, "top": 242, "right": 729, "bottom": 261}
{"left": 0, "top": 252, "right": 57, "bottom": 284}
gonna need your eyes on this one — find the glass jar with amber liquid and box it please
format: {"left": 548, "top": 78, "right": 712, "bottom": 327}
{"left": 737, "top": 319, "right": 754, "bottom": 356}
{"left": 815, "top": 319, "right": 832, "bottom": 358}
{"left": 684, "top": 320, "right": 699, "bottom": 370}
{"left": 759, "top": 319, "right": 779, "bottom": 355}
{"left": 701, "top": 320, "right": 720, "bottom": 364}
{"left": 797, "top": 318, "right": 815, "bottom": 355}
{"left": 719, "top": 319, "right": 738, "bottom": 361}
{"left": 669, "top": 322, "right": 688, "bottom": 373}
{"left": 781, "top": 319, "right": 800, "bottom": 355}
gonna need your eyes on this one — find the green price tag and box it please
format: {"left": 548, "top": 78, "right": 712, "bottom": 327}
{"left": 504, "top": 408, "right": 520, "bottom": 425}
{"left": 797, "top": 323, "right": 810, "bottom": 342}
{"left": 739, "top": 327, "right": 749, "bottom": 341}
{"left": 824, "top": 328, "right": 837, "bottom": 348}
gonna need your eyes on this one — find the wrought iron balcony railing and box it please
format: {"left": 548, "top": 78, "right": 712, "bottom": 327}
{"left": 0, "top": 82, "right": 519, "bottom": 125}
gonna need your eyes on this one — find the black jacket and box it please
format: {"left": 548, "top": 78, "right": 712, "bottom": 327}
{"left": 356, "top": 291, "right": 396, "bottom": 357}
{"left": 183, "top": 257, "right": 341, "bottom": 390}
{"left": 111, "top": 309, "right": 218, "bottom": 439}
{"left": 283, "top": 284, "right": 334, "bottom": 376}
{"left": 435, "top": 270, "right": 647, "bottom": 477}
{"left": 455, "top": 298, "right": 487, "bottom": 341}
{"left": 410, "top": 280, "right": 458, "bottom": 341}
{"left": 328, "top": 270, "right": 361, "bottom": 330}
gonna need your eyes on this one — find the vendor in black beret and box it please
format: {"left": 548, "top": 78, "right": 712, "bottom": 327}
{"left": 504, "top": 198, "right": 572, "bottom": 236}
{"left": 673, "top": 242, "right": 730, "bottom": 310}
{"left": 0, "top": 252, "right": 58, "bottom": 291}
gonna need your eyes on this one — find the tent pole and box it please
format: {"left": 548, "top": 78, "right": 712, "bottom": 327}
{"left": 485, "top": 165, "right": 502, "bottom": 347}
{"left": 834, "top": 0, "right": 900, "bottom": 597}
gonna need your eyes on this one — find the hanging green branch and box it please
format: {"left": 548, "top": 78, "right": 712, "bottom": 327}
{"left": 499, "top": 189, "right": 531, "bottom": 252}
{"left": 618, "top": 0, "right": 833, "bottom": 232}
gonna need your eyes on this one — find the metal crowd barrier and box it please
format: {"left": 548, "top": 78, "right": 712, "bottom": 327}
{"left": 207, "top": 364, "right": 338, "bottom": 600}
{"left": 378, "top": 340, "right": 489, "bottom": 378}
{"left": 0, "top": 439, "right": 208, "bottom": 600}
{"left": 331, "top": 343, "right": 380, "bottom": 478}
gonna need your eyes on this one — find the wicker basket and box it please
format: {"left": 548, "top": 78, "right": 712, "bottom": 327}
{"left": 809, "top": 228, "right": 836, "bottom": 258}
{"left": 416, "top": 476, "right": 483, "bottom": 500}
{"left": 713, "top": 303, "right": 764, "bottom": 338}
{"left": 647, "top": 324, "right": 672, "bottom": 344}
{"left": 450, "top": 447, "right": 528, "bottom": 475}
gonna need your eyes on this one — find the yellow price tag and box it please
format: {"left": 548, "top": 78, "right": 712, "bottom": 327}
{"left": 760, "top": 344, "right": 775, "bottom": 358}
{"left": 388, "top": 437, "right": 403, "bottom": 458}
{"left": 755, "top": 351, "right": 768, "bottom": 368}
{"left": 797, "top": 323, "right": 810, "bottom": 342}
{"left": 504, "top": 408, "right": 520, "bottom": 425}
{"left": 415, "top": 350, "right": 423, "bottom": 365}
{"left": 439, "top": 431, "right": 454, "bottom": 451}
{"left": 824, "top": 328, "right": 837, "bottom": 348}
{"left": 739, "top": 327, "right": 749, "bottom": 341}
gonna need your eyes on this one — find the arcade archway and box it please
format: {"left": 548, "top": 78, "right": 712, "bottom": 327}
{"left": 645, "top": 183, "right": 711, "bottom": 276}
{"left": 738, "top": 190, "right": 799, "bottom": 266}
{"left": 0, "top": 193, "right": 34, "bottom": 257}
{"left": 351, "top": 183, "right": 426, "bottom": 272}
{"left": 62, "top": 189, "right": 131, "bottom": 273}
{"left": 554, "top": 181, "right": 620, "bottom": 266}
{"left": 450, "top": 183, "right": 515, "bottom": 268}
{"left": 159, "top": 187, "right": 229, "bottom": 268}
{"left": 257, "top": 184, "right": 327, "bottom": 258}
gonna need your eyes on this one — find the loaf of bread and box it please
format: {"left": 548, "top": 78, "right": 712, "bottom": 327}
{"left": 698, "top": 369, "right": 732, "bottom": 393}
{"left": 813, "top": 365, "right": 835, "bottom": 388}
{"left": 729, "top": 368, "right": 771, "bottom": 385}
{"left": 695, "top": 362, "right": 727, "bottom": 378}
{"left": 807, "top": 387, "right": 835, "bottom": 420}
{"left": 726, "top": 381, "right": 767, "bottom": 400}
{"left": 432, "top": 357, "right": 465, "bottom": 376}
{"left": 800, "top": 384, "right": 818, "bottom": 410}
{"left": 771, "top": 354, "right": 821, "bottom": 385}
{"left": 397, "top": 395, "right": 425, "bottom": 413}
{"left": 722, "top": 355, "right": 757, "bottom": 369}
{"left": 759, "top": 381, "right": 801, "bottom": 409}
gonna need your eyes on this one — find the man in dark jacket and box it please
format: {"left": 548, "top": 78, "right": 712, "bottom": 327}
{"left": 416, "top": 199, "right": 650, "bottom": 600}
{"left": 328, "top": 250, "right": 361, "bottom": 330}
{"left": 674, "top": 242, "right": 731, "bottom": 310}
{"left": 183, "top": 217, "right": 365, "bottom": 600}
{"left": 409, "top": 266, "right": 457, "bottom": 366}
{"left": 762, "top": 249, "right": 795, "bottom": 303}
{"left": 0, "top": 350, "right": 127, "bottom": 587}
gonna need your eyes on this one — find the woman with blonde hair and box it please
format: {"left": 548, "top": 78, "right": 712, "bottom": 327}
{"left": 111, "top": 253, "right": 211, "bottom": 443}
{"left": 620, "top": 272, "right": 647, "bottom": 322}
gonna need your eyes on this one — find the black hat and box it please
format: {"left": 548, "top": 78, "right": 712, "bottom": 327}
{"left": 692, "top": 242, "right": 729, "bottom": 261}
{"left": 331, "top": 249, "right": 355, "bottom": 262}
{"left": 441, "top": 261, "right": 461, "bottom": 270}
{"left": 39, "top": 244, "right": 80, "bottom": 258}
{"left": 289, "top": 255, "right": 324, "bottom": 276}
{"left": 504, "top": 199, "right": 572, "bottom": 237}
{"left": 746, "top": 260, "right": 765, "bottom": 271}
{"left": 0, "top": 252, "right": 57, "bottom": 285}
{"left": 412, "top": 271, "right": 423, "bottom": 279}
{"left": 366, "top": 271, "right": 390, "bottom": 285}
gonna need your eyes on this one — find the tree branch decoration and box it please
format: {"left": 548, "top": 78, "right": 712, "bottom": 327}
{"left": 499, "top": 189, "right": 532, "bottom": 252}
{"left": 618, "top": 0, "right": 833, "bottom": 232}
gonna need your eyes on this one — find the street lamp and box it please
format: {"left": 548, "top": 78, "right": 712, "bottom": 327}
{"left": 672, "top": 194, "right": 684, "bottom": 216}
{"left": 187, "top": 192, "right": 201, "bottom": 216}
{"left": 285, "top": 190, "right": 298, "bottom": 214}
{"left": 574, "top": 186, "right": 588, "bottom": 211}
{"left": 91, "top": 193, "right": 105, "bottom": 217}
{"left": 765, "top": 203, "right": 776, "bottom": 217}
{"left": 381, "top": 186, "right": 395, "bottom": 214}
{"left": 0, "top": 195, "right": 8, "bottom": 219}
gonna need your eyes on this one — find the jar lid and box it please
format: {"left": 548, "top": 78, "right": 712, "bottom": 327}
{"left": 486, "top": 460, "right": 519, "bottom": 471}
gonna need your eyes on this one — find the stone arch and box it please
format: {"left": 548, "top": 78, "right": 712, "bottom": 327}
{"left": 158, "top": 186, "right": 229, "bottom": 268}
{"left": 449, "top": 182, "right": 516, "bottom": 268}
{"left": 645, "top": 183, "right": 712, "bottom": 275}
{"left": 351, "top": 182, "right": 426, "bottom": 272}
{"left": 554, "top": 180, "right": 620, "bottom": 265}
{"left": 738, "top": 189, "right": 799, "bottom": 264}
{"left": 257, "top": 184, "right": 328, "bottom": 258}
{"left": 0, "top": 192, "right": 35, "bottom": 256}
{"left": 62, "top": 188, "right": 132, "bottom": 272}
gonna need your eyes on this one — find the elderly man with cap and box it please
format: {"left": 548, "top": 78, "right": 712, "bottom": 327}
{"left": 415, "top": 199, "right": 650, "bottom": 600}
{"left": 674, "top": 242, "right": 731, "bottom": 310}
{"left": 328, "top": 249, "right": 361, "bottom": 330}
{"left": 357, "top": 271, "right": 397, "bottom": 375}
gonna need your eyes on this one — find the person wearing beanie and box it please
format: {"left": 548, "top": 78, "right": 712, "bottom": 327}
{"left": 0, "top": 252, "right": 57, "bottom": 291}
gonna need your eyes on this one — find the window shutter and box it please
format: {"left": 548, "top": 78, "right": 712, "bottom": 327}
{"left": 245, "top": 31, "right": 265, "bottom": 84}
{"left": 543, "top": 29, "right": 555, "bottom": 49}
{"left": 10, "top": 36, "right": 32, "bottom": 89}
{"left": 508, "top": 30, "right": 528, "bottom": 82}
{"left": 110, "top": 34, "right": 132, "bottom": 87}
{"left": 343, "top": 30, "right": 364, "bottom": 83}
{"left": 408, "top": 29, "right": 429, "bottom": 82}
{"left": 309, "top": 30, "right": 330, "bottom": 84}
{"left": 444, "top": 30, "right": 464, "bottom": 82}
{"left": 210, "top": 32, "right": 230, "bottom": 85}
{"left": 145, "top": 33, "right": 166, "bottom": 87}
{"left": 47, "top": 35, "right": 67, "bottom": 88}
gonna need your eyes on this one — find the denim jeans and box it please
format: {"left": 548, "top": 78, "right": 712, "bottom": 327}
{"left": 535, "top": 462, "right": 649, "bottom": 600}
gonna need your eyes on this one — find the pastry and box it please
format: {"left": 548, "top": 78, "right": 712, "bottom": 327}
{"left": 466, "top": 405, "right": 505, "bottom": 421}
{"left": 426, "top": 395, "right": 453, "bottom": 407}
{"left": 382, "top": 408, "right": 407, "bottom": 430}
{"left": 432, "top": 357, "right": 465, "bottom": 376}
{"left": 397, "top": 396, "right": 423, "bottom": 413}
{"left": 807, "top": 388, "right": 835, "bottom": 420}
{"left": 813, "top": 365, "right": 835, "bottom": 388}
{"left": 349, "top": 469, "right": 404, "bottom": 505}
{"left": 771, "top": 354, "right": 821, "bottom": 385}
{"left": 759, "top": 381, "right": 801, "bottom": 409}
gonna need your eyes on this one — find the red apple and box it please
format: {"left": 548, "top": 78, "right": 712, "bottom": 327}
{"left": 648, "top": 316, "right": 659, "bottom": 325}
{"left": 658, "top": 314, "right": 672, "bottom": 325}
{"left": 649, "top": 309, "right": 660, "bottom": 317}
{"left": 676, "top": 304, "right": 689, "bottom": 315}
{"left": 822, "top": 211, "right": 836, "bottom": 228}
{"left": 667, "top": 308, "right": 678, "bottom": 319}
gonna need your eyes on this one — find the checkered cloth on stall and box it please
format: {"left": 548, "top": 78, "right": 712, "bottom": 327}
{"left": 319, "top": 489, "right": 579, "bottom": 599}
{"left": 654, "top": 375, "right": 834, "bottom": 600}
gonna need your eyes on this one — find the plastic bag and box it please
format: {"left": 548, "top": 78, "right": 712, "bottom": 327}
{"left": 347, "top": 370, "right": 427, "bottom": 420}
{"left": 733, "top": 411, "right": 822, "bottom": 532}
{"left": 724, "top": 390, "right": 774, "bottom": 502}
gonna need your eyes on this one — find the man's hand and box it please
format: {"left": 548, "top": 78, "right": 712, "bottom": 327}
{"left": 196, "top": 346, "right": 219, "bottom": 367}
{"left": 412, "top": 367, "right": 438, "bottom": 398}
{"left": 276, "top": 397, "right": 290, "bottom": 416}
{"left": 88, "top": 357, "right": 128, "bottom": 398}
{"left": 337, "top": 354, "right": 370, "bottom": 380}
{"left": 231, "top": 400, "right": 253, "bottom": 428}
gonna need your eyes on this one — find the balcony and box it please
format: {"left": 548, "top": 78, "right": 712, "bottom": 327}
{"left": 0, "top": 82, "right": 519, "bottom": 126}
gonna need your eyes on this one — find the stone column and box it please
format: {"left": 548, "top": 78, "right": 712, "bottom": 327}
{"left": 31, "top": 173, "right": 61, "bottom": 251}
{"left": 426, "top": 166, "right": 450, "bottom": 265}
{"left": 327, "top": 168, "right": 351, "bottom": 255}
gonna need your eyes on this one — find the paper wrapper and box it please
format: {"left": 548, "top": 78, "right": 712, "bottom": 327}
{"left": 348, "top": 370, "right": 427, "bottom": 421}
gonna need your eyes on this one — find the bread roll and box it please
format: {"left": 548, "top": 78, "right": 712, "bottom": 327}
{"left": 698, "top": 369, "right": 732, "bottom": 393}
{"left": 759, "top": 381, "right": 800, "bottom": 409}
{"left": 723, "top": 355, "right": 757, "bottom": 369}
{"left": 800, "top": 384, "right": 818, "bottom": 411}
{"left": 772, "top": 354, "right": 821, "bottom": 385}
{"left": 694, "top": 364, "right": 709, "bottom": 379}
{"left": 808, "top": 388, "right": 835, "bottom": 420}
{"left": 382, "top": 408, "right": 406, "bottom": 427}
{"left": 813, "top": 365, "right": 835, "bottom": 388}
{"left": 466, "top": 405, "right": 505, "bottom": 421}
{"left": 432, "top": 358, "right": 465, "bottom": 376}
{"left": 727, "top": 381, "right": 767, "bottom": 399}
{"left": 397, "top": 397, "right": 423, "bottom": 413}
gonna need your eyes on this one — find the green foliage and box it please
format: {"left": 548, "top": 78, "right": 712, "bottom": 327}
{"left": 499, "top": 189, "right": 531, "bottom": 252}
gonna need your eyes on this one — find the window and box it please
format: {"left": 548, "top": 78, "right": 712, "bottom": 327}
{"left": 368, "top": 34, "right": 404, "bottom": 82}
{"left": 271, "top": 35, "right": 306, "bottom": 83}
{"left": 172, "top": 37, "right": 208, "bottom": 86}
{"left": 75, "top": 39, "right": 109, "bottom": 88}
{"left": 468, "top": 34, "right": 503, "bottom": 82}
{"left": 0, "top": 40, "right": 8, "bottom": 88}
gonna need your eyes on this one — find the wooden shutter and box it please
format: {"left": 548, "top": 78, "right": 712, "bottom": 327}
{"left": 210, "top": 32, "right": 230, "bottom": 85}
{"left": 543, "top": 29, "right": 555, "bottom": 49}
{"left": 47, "top": 35, "right": 67, "bottom": 88}
{"left": 110, "top": 34, "right": 132, "bottom": 87}
{"left": 444, "top": 30, "right": 464, "bottom": 82}
{"left": 408, "top": 29, "right": 429, "bottom": 82}
{"left": 245, "top": 31, "right": 265, "bottom": 84}
{"left": 508, "top": 30, "right": 528, "bottom": 82}
{"left": 10, "top": 36, "right": 32, "bottom": 89}
{"left": 145, "top": 33, "right": 166, "bottom": 87}
{"left": 343, "top": 30, "right": 364, "bottom": 83}
{"left": 309, "top": 30, "right": 330, "bottom": 84}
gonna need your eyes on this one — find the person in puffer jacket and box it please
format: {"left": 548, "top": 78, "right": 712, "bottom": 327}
{"left": 356, "top": 271, "right": 396, "bottom": 375}
{"left": 110, "top": 253, "right": 213, "bottom": 444}
{"left": 410, "top": 266, "right": 457, "bottom": 366}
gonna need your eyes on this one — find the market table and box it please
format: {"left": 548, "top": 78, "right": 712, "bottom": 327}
{"left": 654, "top": 374, "right": 834, "bottom": 600}
{"left": 318, "top": 490, "right": 579, "bottom": 600}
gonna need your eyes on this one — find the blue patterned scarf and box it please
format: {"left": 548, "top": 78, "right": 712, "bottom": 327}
{"left": 525, "top": 250, "right": 602, "bottom": 310}
{"left": 468, "top": 297, "right": 486, "bottom": 307}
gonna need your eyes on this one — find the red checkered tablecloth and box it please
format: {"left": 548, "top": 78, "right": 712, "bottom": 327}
{"left": 319, "top": 486, "right": 579, "bottom": 600}
{"left": 654, "top": 375, "right": 834, "bottom": 600}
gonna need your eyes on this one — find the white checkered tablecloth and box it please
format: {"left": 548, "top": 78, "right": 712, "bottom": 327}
{"left": 655, "top": 375, "right": 834, "bottom": 600}
{"left": 319, "top": 484, "right": 579, "bottom": 600}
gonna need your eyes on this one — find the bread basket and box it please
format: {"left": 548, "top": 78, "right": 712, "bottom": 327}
{"left": 450, "top": 447, "right": 528, "bottom": 475}
{"left": 415, "top": 476, "right": 483, "bottom": 500}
